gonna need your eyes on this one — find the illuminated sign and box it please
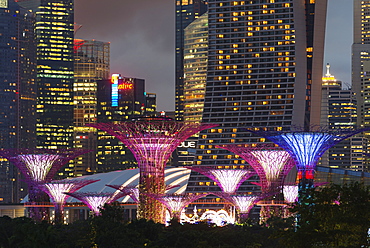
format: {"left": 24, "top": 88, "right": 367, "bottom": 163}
{"left": 118, "top": 82, "right": 134, "bottom": 90}
{"left": 0, "top": 0, "right": 8, "bottom": 8}
{"left": 179, "top": 141, "right": 196, "bottom": 148}
{"left": 111, "top": 73, "right": 120, "bottom": 107}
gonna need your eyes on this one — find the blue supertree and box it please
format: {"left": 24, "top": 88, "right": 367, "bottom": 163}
{"left": 245, "top": 126, "right": 368, "bottom": 199}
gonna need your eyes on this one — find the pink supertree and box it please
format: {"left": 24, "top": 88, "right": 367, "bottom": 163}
{"left": 66, "top": 191, "right": 129, "bottom": 216}
{"left": 88, "top": 120, "right": 217, "bottom": 223}
{"left": 213, "top": 192, "right": 265, "bottom": 223}
{"left": 185, "top": 166, "right": 255, "bottom": 194}
{"left": 283, "top": 184, "right": 299, "bottom": 204}
{"left": 216, "top": 144, "right": 295, "bottom": 194}
{"left": 0, "top": 148, "right": 91, "bottom": 222}
{"left": 38, "top": 179, "right": 99, "bottom": 224}
{"left": 145, "top": 193, "right": 208, "bottom": 221}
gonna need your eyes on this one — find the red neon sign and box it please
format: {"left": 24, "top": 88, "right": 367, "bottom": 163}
{"left": 118, "top": 82, "right": 133, "bottom": 90}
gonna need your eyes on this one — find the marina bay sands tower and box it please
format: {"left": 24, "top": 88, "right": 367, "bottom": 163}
{"left": 186, "top": 0, "right": 328, "bottom": 193}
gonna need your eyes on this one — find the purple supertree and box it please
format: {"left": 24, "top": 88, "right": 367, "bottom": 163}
{"left": 216, "top": 144, "right": 295, "bottom": 194}
{"left": 145, "top": 193, "right": 208, "bottom": 221}
{"left": 246, "top": 126, "right": 368, "bottom": 198}
{"left": 38, "top": 179, "right": 99, "bottom": 224}
{"left": 213, "top": 192, "right": 264, "bottom": 223}
{"left": 0, "top": 148, "right": 91, "bottom": 221}
{"left": 66, "top": 191, "right": 129, "bottom": 215}
{"left": 185, "top": 166, "right": 255, "bottom": 194}
{"left": 88, "top": 120, "right": 217, "bottom": 223}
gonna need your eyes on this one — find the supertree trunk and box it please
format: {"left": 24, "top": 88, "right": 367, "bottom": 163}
{"left": 28, "top": 185, "right": 49, "bottom": 222}
{"left": 53, "top": 202, "right": 64, "bottom": 224}
{"left": 138, "top": 168, "right": 166, "bottom": 222}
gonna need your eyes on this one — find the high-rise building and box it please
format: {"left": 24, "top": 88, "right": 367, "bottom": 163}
{"left": 17, "top": 0, "right": 75, "bottom": 151}
{"left": 73, "top": 39, "right": 110, "bottom": 176}
{"left": 96, "top": 74, "right": 155, "bottom": 172}
{"left": 186, "top": 1, "right": 328, "bottom": 200}
{"left": 175, "top": 0, "right": 207, "bottom": 121}
{"left": 0, "top": 0, "right": 37, "bottom": 203}
{"left": 321, "top": 64, "right": 367, "bottom": 171}
{"left": 183, "top": 12, "right": 208, "bottom": 124}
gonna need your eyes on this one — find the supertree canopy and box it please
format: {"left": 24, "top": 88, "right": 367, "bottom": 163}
{"left": 0, "top": 148, "right": 91, "bottom": 183}
{"left": 185, "top": 166, "right": 255, "bottom": 194}
{"left": 88, "top": 120, "right": 217, "bottom": 223}
{"left": 283, "top": 185, "right": 299, "bottom": 204}
{"left": 66, "top": 191, "right": 129, "bottom": 215}
{"left": 246, "top": 127, "right": 367, "bottom": 181}
{"left": 213, "top": 192, "right": 264, "bottom": 222}
{"left": 38, "top": 179, "right": 99, "bottom": 224}
{"left": 145, "top": 193, "right": 208, "bottom": 221}
{"left": 0, "top": 148, "right": 91, "bottom": 222}
{"left": 216, "top": 144, "right": 294, "bottom": 194}
{"left": 106, "top": 184, "right": 139, "bottom": 203}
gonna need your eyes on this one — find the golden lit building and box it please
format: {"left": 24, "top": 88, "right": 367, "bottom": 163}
{"left": 73, "top": 39, "right": 110, "bottom": 176}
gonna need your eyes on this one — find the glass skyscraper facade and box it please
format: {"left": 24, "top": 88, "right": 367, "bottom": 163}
{"left": 175, "top": 0, "right": 207, "bottom": 121}
{"left": 73, "top": 39, "right": 110, "bottom": 176}
{"left": 0, "top": 0, "right": 37, "bottom": 203}
{"left": 183, "top": 12, "right": 208, "bottom": 124}
{"left": 186, "top": 1, "right": 328, "bottom": 201}
{"left": 17, "top": 0, "right": 75, "bottom": 151}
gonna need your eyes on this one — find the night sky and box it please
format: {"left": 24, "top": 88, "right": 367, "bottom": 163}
{"left": 75, "top": 0, "right": 352, "bottom": 111}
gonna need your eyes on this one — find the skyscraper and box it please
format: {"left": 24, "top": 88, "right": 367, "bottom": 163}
{"left": 17, "top": 0, "right": 75, "bottom": 151}
{"left": 186, "top": 1, "right": 328, "bottom": 197}
{"left": 73, "top": 39, "right": 110, "bottom": 176}
{"left": 175, "top": 0, "right": 207, "bottom": 121}
{"left": 183, "top": 12, "right": 208, "bottom": 124}
{"left": 321, "top": 64, "right": 367, "bottom": 171}
{"left": 0, "top": 0, "right": 37, "bottom": 203}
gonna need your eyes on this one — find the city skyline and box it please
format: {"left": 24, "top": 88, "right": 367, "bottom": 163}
{"left": 75, "top": 0, "right": 352, "bottom": 111}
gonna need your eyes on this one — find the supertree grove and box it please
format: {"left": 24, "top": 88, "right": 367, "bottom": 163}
{"left": 66, "top": 191, "right": 129, "bottom": 215}
{"left": 0, "top": 148, "right": 91, "bottom": 221}
{"left": 88, "top": 120, "right": 217, "bottom": 223}
{"left": 38, "top": 179, "right": 99, "bottom": 224}
{"left": 246, "top": 126, "right": 367, "bottom": 199}
{"left": 216, "top": 144, "right": 294, "bottom": 194}
{"left": 145, "top": 193, "right": 208, "bottom": 222}
{"left": 185, "top": 166, "right": 255, "bottom": 194}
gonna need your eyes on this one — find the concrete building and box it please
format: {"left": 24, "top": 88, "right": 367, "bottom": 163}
{"left": 186, "top": 1, "right": 328, "bottom": 209}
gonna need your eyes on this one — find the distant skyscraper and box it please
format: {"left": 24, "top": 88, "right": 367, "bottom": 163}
{"left": 0, "top": 0, "right": 37, "bottom": 203}
{"left": 175, "top": 0, "right": 207, "bottom": 121}
{"left": 73, "top": 39, "right": 110, "bottom": 176}
{"left": 321, "top": 64, "right": 367, "bottom": 171}
{"left": 186, "top": 1, "right": 328, "bottom": 197}
{"left": 17, "top": 0, "right": 75, "bottom": 151}
{"left": 96, "top": 74, "right": 152, "bottom": 172}
{"left": 183, "top": 12, "right": 208, "bottom": 124}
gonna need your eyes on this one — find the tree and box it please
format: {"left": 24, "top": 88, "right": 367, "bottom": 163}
{"left": 278, "top": 182, "right": 370, "bottom": 247}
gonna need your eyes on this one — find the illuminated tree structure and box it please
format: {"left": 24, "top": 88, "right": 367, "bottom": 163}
{"left": 185, "top": 166, "right": 255, "bottom": 194}
{"left": 283, "top": 184, "right": 299, "bottom": 204}
{"left": 38, "top": 179, "right": 99, "bottom": 224}
{"left": 217, "top": 144, "right": 294, "bottom": 194}
{"left": 88, "top": 120, "right": 217, "bottom": 223}
{"left": 66, "top": 191, "right": 129, "bottom": 215}
{"left": 145, "top": 193, "right": 208, "bottom": 222}
{"left": 246, "top": 127, "right": 367, "bottom": 198}
{"left": 0, "top": 148, "right": 90, "bottom": 221}
{"left": 213, "top": 192, "right": 264, "bottom": 223}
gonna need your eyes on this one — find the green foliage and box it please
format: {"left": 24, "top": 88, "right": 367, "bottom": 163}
{"left": 278, "top": 182, "right": 370, "bottom": 248}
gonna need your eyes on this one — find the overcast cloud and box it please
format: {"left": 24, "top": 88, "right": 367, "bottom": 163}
{"left": 75, "top": 0, "right": 352, "bottom": 111}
